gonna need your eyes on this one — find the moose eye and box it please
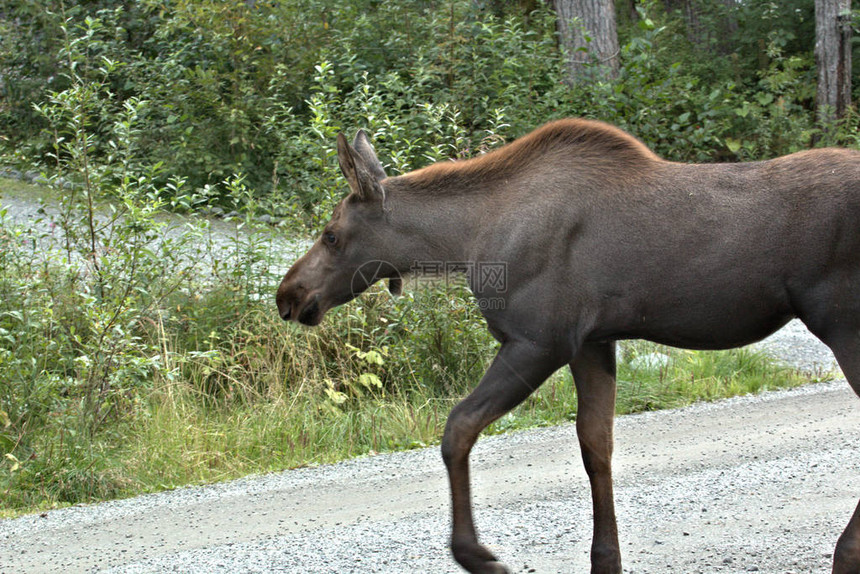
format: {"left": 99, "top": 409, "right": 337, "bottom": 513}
{"left": 323, "top": 231, "right": 337, "bottom": 245}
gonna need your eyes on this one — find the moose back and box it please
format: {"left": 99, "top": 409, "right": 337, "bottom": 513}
{"left": 277, "top": 118, "right": 860, "bottom": 574}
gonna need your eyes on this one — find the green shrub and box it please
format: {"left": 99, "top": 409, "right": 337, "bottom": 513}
{"left": 7, "top": 0, "right": 852, "bottom": 211}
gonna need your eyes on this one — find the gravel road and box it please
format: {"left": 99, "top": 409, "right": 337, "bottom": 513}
{"left": 2, "top": 321, "right": 859, "bottom": 574}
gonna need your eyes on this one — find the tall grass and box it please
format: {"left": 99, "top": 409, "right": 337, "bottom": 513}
{"left": 95, "top": 316, "right": 817, "bottom": 500}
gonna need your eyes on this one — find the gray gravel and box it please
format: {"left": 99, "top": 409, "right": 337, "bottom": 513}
{"left": 2, "top": 320, "right": 859, "bottom": 574}
{"left": 751, "top": 319, "right": 841, "bottom": 375}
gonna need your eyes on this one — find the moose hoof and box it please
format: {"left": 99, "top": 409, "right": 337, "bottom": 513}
{"left": 452, "top": 539, "right": 511, "bottom": 574}
{"left": 591, "top": 544, "right": 622, "bottom": 574}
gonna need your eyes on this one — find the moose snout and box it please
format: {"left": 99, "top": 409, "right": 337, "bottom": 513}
{"left": 276, "top": 289, "right": 293, "bottom": 321}
{"left": 278, "top": 301, "right": 292, "bottom": 321}
{"left": 277, "top": 285, "right": 323, "bottom": 326}
{"left": 276, "top": 277, "right": 300, "bottom": 322}
{"left": 277, "top": 274, "right": 324, "bottom": 325}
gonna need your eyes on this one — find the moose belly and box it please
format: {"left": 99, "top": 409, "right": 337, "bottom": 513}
{"left": 591, "top": 285, "right": 795, "bottom": 351}
{"left": 629, "top": 311, "right": 794, "bottom": 350}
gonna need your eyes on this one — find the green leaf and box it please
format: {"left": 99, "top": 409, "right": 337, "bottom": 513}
{"left": 725, "top": 138, "right": 742, "bottom": 153}
{"left": 1, "top": 310, "right": 23, "bottom": 322}
{"left": 324, "top": 387, "right": 348, "bottom": 405}
{"left": 358, "top": 373, "right": 382, "bottom": 389}
{"left": 361, "top": 350, "right": 384, "bottom": 366}
{"left": 757, "top": 93, "right": 774, "bottom": 106}
{"left": 5, "top": 453, "right": 19, "bottom": 473}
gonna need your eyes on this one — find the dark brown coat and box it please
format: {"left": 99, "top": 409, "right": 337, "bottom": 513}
{"left": 277, "top": 119, "right": 860, "bottom": 574}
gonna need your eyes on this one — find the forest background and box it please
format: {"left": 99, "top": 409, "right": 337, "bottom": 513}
{"left": 0, "top": 0, "right": 856, "bottom": 514}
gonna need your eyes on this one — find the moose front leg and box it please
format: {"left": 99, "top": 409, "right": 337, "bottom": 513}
{"left": 441, "top": 341, "right": 564, "bottom": 574}
{"left": 570, "top": 342, "right": 621, "bottom": 574}
{"left": 815, "top": 329, "right": 860, "bottom": 574}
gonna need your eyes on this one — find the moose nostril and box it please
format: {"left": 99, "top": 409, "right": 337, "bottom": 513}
{"left": 280, "top": 306, "right": 292, "bottom": 321}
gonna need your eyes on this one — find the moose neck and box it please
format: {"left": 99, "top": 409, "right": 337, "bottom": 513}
{"left": 383, "top": 172, "right": 493, "bottom": 265}
{"left": 377, "top": 118, "right": 665, "bottom": 270}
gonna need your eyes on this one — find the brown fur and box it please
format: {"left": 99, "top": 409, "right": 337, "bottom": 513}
{"left": 396, "top": 118, "right": 661, "bottom": 195}
{"left": 277, "top": 119, "right": 860, "bottom": 574}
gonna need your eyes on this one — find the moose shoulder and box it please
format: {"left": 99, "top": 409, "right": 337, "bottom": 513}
{"left": 277, "top": 118, "right": 860, "bottom": 574}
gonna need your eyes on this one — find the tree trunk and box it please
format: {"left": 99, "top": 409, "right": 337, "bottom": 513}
{"left": 815, "top": 0, "right": 852, "bottom": 124}
{"left": 552, "top": 0, "right": 619, "bottom": 83}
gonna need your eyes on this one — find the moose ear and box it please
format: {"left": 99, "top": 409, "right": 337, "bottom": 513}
{"left": 352, "top": 130, "right": 387, "bottom": 182}
{"left": 336, "top": 132, "right": 361, "bottom": 195}
{"left": 337, "top": 131, "right": 385, "bottom": 202}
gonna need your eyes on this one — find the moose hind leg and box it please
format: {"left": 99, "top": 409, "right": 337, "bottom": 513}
{"left": 441, "top": 341, "right": 564, "bottom": 574}
{"left": 816, "top": 330, "right": 860, "bottom": 574}
{"left": 834, "top": 505, "right": 860, "bottom": 574}
{"left": 570, "top": 342, "right": 622, "bottom": 574}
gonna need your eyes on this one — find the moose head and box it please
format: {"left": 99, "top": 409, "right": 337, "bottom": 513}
{"left": 276, "top": 131, "right": 403, "bottom": 326}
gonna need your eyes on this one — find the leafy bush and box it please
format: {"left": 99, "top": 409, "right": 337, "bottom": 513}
{"left": 5, "top": 0, "right": 854, "bottom": 213}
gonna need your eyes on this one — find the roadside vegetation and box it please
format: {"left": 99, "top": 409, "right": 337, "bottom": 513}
{"left": 0, "top": 0, "right": 850, "bottom": 516}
